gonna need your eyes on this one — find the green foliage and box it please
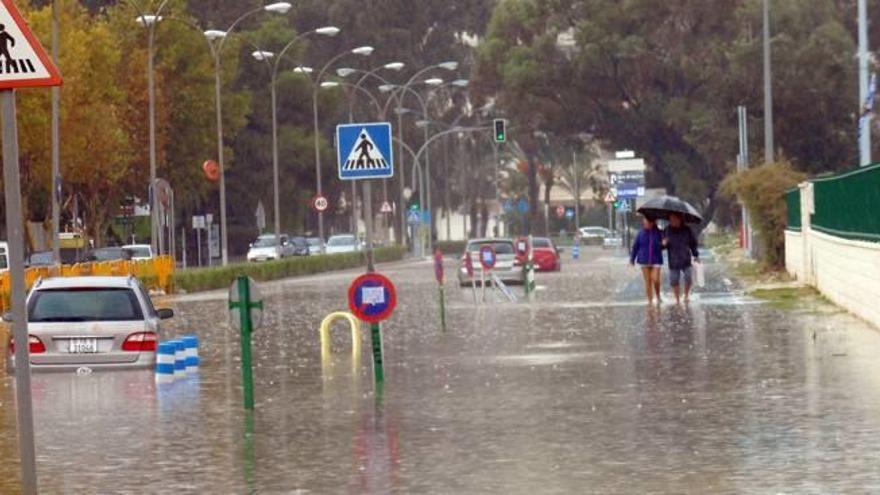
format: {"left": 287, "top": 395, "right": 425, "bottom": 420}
{"left": 172, "top": 246, "right": 406, "bottom": 293}
{"left": 721, "top": 161, "right": 806, "bottom": 267}
{"left": 434, "top": 241, "right": 468, "bottom": 255}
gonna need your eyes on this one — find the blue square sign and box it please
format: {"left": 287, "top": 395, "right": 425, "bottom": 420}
{"left": 336, "top": 122, "right": 394, "bottom": 180}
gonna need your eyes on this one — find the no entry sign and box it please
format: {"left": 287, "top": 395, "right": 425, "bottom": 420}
{"left": 348, "top": 273, "right": 397, "bottom": 323}
{"left": 433, "top": 250, "right": 444, "bottom": 284}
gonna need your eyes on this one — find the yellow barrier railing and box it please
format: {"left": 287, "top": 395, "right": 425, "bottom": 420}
{"left": 319, "top": 312, "right": 362, "bottom": 375}
{"left": 0, "top": 256, "right": 174, "bottom": 312}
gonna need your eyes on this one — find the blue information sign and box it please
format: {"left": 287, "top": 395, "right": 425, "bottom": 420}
{"left": 337, "top": 122, "right": 394, "bottom": 180}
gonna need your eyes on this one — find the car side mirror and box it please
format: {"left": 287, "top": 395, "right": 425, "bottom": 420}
{"left": 157, "top": 308, "right": 174, "bottom": 320}
{"left": 557, "top": 247, "right": 565, "bottom": 253}
{"left": 2, "top": 312, "right": 12, "bottom": 323}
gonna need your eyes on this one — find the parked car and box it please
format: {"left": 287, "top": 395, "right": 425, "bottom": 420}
{"left": 85, "top": 247, "right": 133, "bottom": 262}
{"left": 288, "top": 236, "right": 311, "bottom": 256}
{"left": 5, "top": 276, "right": 173, "bottom": 372}
{"left": 122, "top": 244, "right": 154, "bottom": 261}
{"left": 26, "top": 251, "right": 56, "bottom": 268}
{"left": 306, "top": 237, "right": 324, "bottom": 255}
{"left": 515, "top": 237, "right": 561, "bottom": 272}
{"left": 457, "top": 238, "right": 522, "bottom": 286}
{"left": 247, "top": 234, "right": 294, "bottom": 262}
{"left": 603, "top": 231, "right": 624, "bottom": 249}
{"left": 325, "top": 235, "right": 360, "bottom": 254}
{"left": 0, "top": 242, "right": 9, "bottom": 273}
{"left": 578, "top": 226, "right": 611, "bottom": 244}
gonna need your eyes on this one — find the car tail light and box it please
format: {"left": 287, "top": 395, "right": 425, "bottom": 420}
{"left": 9, "top": 335, "right": 46, "bottom": 354}
{"left": 122, "top": 332, "right": 158, "bottom": 352}
{"left": 514, "top": 259, "right": 523, "bottom": 266}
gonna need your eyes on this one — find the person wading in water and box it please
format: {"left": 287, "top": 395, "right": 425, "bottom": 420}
{"left": 630, "top": 216, "right": 663, "bottom": 305}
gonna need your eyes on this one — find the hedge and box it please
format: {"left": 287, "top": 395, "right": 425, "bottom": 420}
{"left": 434, "top": 241, "right": 468, "bottom": 255}
{"left": 172, "top": 246, "right": 407, "bottom": 293}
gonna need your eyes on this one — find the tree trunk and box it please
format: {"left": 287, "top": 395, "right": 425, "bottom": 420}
{"left": 527, "top": 153, "right": 540, "bottom": 235}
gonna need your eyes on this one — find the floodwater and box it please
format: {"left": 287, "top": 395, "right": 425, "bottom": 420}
{"left": 2, "top": 247, "right": 880, "bottom": 493}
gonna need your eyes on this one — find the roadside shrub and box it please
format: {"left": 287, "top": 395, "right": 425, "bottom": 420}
{"left": 721, "top": 161, "right": 806, "bottom": 267}
{"left": 434, "top": 241, "right": 467, "bottom": 255}
{"left": 172, "top": 246, "right": 406, "bottom": 293}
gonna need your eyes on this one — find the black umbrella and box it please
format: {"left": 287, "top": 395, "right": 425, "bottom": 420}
{"left": 637, "top": 195, "right": 703, "bottom": 224}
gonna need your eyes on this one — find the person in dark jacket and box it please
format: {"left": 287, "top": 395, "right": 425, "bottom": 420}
{"left": 662, "top": 212, "right": 700, "bottom": 304}
{"left": 630, "top": 216, "right": 664, "bottom": 304}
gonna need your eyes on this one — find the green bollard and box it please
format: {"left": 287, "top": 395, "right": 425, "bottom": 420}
{"left": 229, "top": 276, "right": 263, "bottom": 410}
{"left": 370, "top": 323, "right": 384, "bottom": 383}
{"left": 439, "top": 286, "right": 447, "bottom": 332}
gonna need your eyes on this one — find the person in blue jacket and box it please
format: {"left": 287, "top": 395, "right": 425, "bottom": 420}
{"left": 630, "top": 216, "right": 664, "bottom": 304}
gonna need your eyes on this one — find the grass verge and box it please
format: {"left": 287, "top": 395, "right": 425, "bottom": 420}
{"left": 172, "top": 246, "right": 406, "bottom": 293}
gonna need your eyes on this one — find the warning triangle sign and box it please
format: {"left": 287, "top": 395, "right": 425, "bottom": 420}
{"left": 0, "top": 0, "right": 63, "bottom": 90}
{"left": 342, "top": 128, "right": 390, "bottom": 171}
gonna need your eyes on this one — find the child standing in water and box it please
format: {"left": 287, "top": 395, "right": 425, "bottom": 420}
{"left": 630, "top": 216, "right": 663, "bottom": 304}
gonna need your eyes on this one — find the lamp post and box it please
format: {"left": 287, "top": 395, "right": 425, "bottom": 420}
{"left": 250, "top": 27, "right": 341, "bottom": 258}
{"left": 199, "top": 2, "right": 293, "bottom": 265}
{"left": 382, "top": 61, "right": 458, "bottom": 248}
{"left": 336, "top": 63, "right": 406, "bottom": 240}
{"left": 132, "top": 1, "right": 293, "bottom": 263}
{"left": 308, "top": 46, "right": 375, "bottom": 248}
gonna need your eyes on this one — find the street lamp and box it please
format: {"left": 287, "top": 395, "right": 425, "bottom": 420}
{"left": 306, "top": 46, "right": 374, "bottom": 247}
{"left": 385, "top": 62, "right": 459, "bottom": 248}
{"left": 130, "top": 0, "right": 292, "bottom": 262}
{"left": 250, "top": 27, "right": 341, "bottom": 257}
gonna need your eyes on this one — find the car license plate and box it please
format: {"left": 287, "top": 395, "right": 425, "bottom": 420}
{"left": 68, "top": 338, "right": 98, "bottom": 354}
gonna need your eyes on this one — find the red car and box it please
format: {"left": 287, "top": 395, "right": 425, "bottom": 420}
{"left": 515, "top": 237, "right": 562, "bottom": 272}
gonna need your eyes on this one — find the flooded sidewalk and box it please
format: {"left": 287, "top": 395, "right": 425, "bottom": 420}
{"left": 2, "top": 248, "right": 880, "bottom": 493}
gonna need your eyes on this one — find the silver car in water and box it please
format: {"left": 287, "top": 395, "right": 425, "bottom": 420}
{"left": 457, "top": 238, "right": 523, "bottom": 286}
{"left": 5, "top": 276, "right": 173, "bottom": 372}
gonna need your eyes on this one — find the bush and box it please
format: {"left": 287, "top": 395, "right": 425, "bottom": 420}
{"left": 721, "top": 161, "right": 806, "bottom": 267}
{"left": 172, "top": 246, "right": 406, "bottom": 293}
{"left": 434, "top": 241, "right": 468, "bottom": 255}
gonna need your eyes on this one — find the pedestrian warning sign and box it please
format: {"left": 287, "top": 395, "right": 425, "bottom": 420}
{"left": 0, "top": 0, "right": 63, "bottom": 90}
{"left": 337, "top": 122, "right": 393, "bottom": 180}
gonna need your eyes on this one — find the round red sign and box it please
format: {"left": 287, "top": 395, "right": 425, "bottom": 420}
{"left": 312, "top": 195, "right": 329, "bottom": 212}
{"left": 202, "top": 160, "right": 220, "bottom": 182}
{"left": 433, "top": 250, "right": 444, "bottom": 284}
{"left": 348, "top": 273, "right": 397, "bottom": 324}
{"left": 479, "top": 245, "right": 496, "bottom": 270}
{"left": 556, "top": 205, "right": 565, "bottom": 218}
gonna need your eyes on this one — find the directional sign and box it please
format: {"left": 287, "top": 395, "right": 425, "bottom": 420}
{"left": 479, "top": 245, "right": 497, "bottom": 270}
{"left": 556, "top": 205, "right": 565, "bottom": 218}
{"left": 312, "top": 194, "right": 329, "bottom": 212}
{"left": 380, "top": 201, "right": 393, "bottom": 214}
{"left": 616, "top": 184, "right": 645, "bottom": 199}
{"left": 337, "top": 122, "right": 394, "bottom": 180}
{"left": 517, "top": 198, "right": 529, "bottom": 214}
{"left": 502, "top": 199, "right": 513, "bottom": 213}
{"left": 0, "top": 0, "right": 63, "bottom": 90}
{"left": 348, "top": 273, "right": 397, "bottom": 324}
{"left": 565, "top": 208, "right": 575, "bottom": 219}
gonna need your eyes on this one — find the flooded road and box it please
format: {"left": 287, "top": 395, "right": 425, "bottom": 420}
{"left": 3, "top": 247, "right": 880, "bottom": 493}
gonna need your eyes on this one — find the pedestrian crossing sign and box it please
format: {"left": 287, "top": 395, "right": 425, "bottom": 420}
{"left": 0, "top": 0, "right": 63, "bottom": 90}
{"left": 337, "top": 122, "right": 394, "bottom": 180}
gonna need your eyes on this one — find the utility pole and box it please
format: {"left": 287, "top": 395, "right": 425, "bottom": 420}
{"left": 859, "top": 0, "right": 871, "bottom": 166}
{"left": 737, "top": 106, "right": 753, "bottom": 259}
{"left": 763, "top": 0, "right": 774, "bottom": 164}
{"left": 51, "top": 0, "right": 60, "bottom": 265}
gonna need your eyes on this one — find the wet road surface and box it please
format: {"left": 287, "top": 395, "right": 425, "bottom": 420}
{"left": 3, "top": 247, "right": 880, "bottom": 493}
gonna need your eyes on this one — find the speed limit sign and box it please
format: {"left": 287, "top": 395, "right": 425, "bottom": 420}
{"left": 312, "top": 195, "right": 329, "bottom": 212}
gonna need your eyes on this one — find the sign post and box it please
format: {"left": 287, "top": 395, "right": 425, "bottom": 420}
{"left": 433, "top": 250, "right": 446, "bottom": 332}
{"left": 348, "top": 273, "right": 397, "bottom": 384}
{"left": 524, "top": 235, "right": 536, "bottom": 297}
{"left": 337, "top": 122, "right": 394, "bottom": 271}
{"left": 0, "top": 2, "right": 64, "bottom": 492}
{"left": 465, "top": 251, "right": 477, "bottom": 304}
{"left": 229, "top": 277, "right": 263, "bottom": 410}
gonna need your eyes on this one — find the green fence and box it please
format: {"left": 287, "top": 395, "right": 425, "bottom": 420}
{"left": 810, "top": 162, "right": 880, "bottom": 242}
{"left": 785, "top": 188, "right": 801, "bottom": 231}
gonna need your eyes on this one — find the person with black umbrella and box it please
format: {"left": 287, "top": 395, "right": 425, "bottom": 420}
{"left": 663, "top": 212, "right": 700, "bottom": 304}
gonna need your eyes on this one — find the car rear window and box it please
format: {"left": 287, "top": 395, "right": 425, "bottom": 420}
{"left": 126, "top": 247, "right": 152, "bottom": 258}
{"left": 532, "top": 238, "right": 552, "bottom": 248}
{"left": 28, "top": 288, "right": 144, "bottom": 322}
{"left": 467, "top": 242, "right": 515, "bottom": 255}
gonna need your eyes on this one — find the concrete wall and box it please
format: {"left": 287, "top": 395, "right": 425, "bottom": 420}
{"left": 785, "top": 182, "right": 880, "bottom": 328}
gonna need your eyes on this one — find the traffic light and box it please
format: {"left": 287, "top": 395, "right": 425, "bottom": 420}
{"left": 493, "top": 118, "right": 507, "bottom": 143}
